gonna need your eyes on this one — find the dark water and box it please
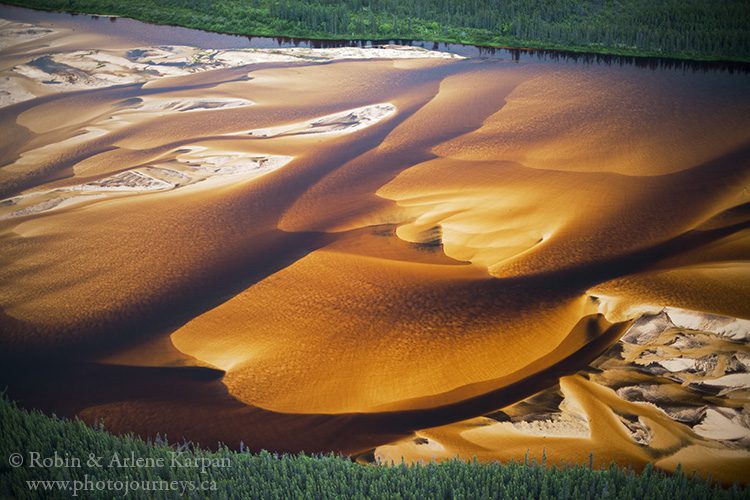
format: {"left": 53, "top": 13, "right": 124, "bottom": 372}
{"left": 1, "top": 3, "right": 748, "bottom": 74}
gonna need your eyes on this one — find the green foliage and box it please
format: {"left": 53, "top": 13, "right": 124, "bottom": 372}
{"left": 1, "top": 395, "right": 748, "bottom": 498}
{"left": 5, "top": 0, "right": 750, "bottom": 61}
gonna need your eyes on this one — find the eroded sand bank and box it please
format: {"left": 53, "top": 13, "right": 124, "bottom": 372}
{"left": 1, "top": 14, "right": 750, "bottom": 484}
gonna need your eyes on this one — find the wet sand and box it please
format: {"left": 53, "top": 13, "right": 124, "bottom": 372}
{"left": 1, "top": 12, "right": 749, "bottom": 484}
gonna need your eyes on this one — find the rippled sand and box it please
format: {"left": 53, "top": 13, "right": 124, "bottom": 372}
{"left": 1, "top": 16, "right": 749, "bottom": 483}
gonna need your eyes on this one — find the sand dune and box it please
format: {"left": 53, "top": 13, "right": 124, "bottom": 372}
{"left": 1, "top": 15, "right": 749, "bottom": 484}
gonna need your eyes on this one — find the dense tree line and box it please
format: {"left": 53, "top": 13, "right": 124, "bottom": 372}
{"left": 269, "top": 0, "right": 750, "bottom": 59}
{"left": 7, "top": 0, "right": 750, "bottom": 61}
{"left": 2, "top": 396, "right": 749, "bottom": 498}
{"left": 270, "top": 0, "right": 750, "bottom": 57}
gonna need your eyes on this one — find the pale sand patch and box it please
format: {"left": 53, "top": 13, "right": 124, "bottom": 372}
{"left": 511, "top": 412, "right": 591, "bottom": 438}
{"left": 123, "top": 95, "right": 254, "bottom": 114}
{"left": 0, "top": 75, "right": 36, "bottom": 107}
{"left": 0, "top": 151, "right": 292, "bottom": 220}
{"left": 0, "top": 19, "right": 55, "bottom": 50}
{"left": 12, "top": 49, "right": 185, "bottom": 92}
{"left": 658, "top": 357, "right": 697, "bottom": 372}
{"left": 699, "top": 373, "right": 750, "bottom": 390}
{"left": 602, "top": 308, "right": 750, "bottom": 447}
{"left": 1, "top": 17, "right": 462, "bottom": 108}
{"left": 70, "top": 170, "right": 174, "bottom": 192}
{"left": 0, "top": 170, "right": 173, "bottom": 220}
{"left": 666, "top": 306, "right": 750, "bottom": 341}
{"left": 222, "top": 45, "right": 462, "bottom": 63}
{"left": 173, "top": 146, "right": 292, "bottom": 177}
{"left": 694, "top": 408, "right": 750, "bottom": 441}
{"left": 234, "top": 103, "right": 397, "bottom": 138}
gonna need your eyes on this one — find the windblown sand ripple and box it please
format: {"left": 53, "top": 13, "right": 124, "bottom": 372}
{"left": 1, "top": 14, "right": 749, "bottom": 484}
